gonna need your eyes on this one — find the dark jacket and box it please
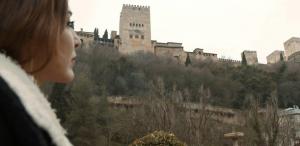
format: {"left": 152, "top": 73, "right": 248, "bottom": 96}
{"left": 0, "top": 53, "right": 72, "bottom": 146}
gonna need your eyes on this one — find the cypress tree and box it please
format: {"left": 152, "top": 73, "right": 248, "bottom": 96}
{"left": 185, "top": 53, "right": 191, "bottom": 66}
{"left": 280, "top": 52, "right": 284, "bottom": 62}
{"left": 103, "top": 29, "right": 108, "bottom": 39}
{"left": 94, "top": 28, "right": 99, "bottom": 41}
{"left": 242, "top": 52, "right": 247, "bottom": 66}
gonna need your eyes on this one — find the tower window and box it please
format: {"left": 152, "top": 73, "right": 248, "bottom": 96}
{"left": 141, "top": 35, "right": 144, "bottom": 39}
{"left": 139, "top": 24, "right": 141, "bottom": 27}
{"left": 130, "top": 35, "right": 133, "bottom": 38}
{"left": 142, "top": 24, "right": 144, "bottom": 27}
{"left": 135, "top": 35, "right": 139, "bottom": 38}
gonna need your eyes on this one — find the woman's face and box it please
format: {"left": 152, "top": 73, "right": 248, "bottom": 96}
{"left": 34, "top": 12, "right": 81, "bottom": 84}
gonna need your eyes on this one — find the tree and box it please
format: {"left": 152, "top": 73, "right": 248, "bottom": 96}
{"left": 103, "top": 29, "right": 108, "bottom": 39}
{"left": 244, "top": 94, "right": 283, "bottom": 146}
{"left": 185, "top": 53, "right": 191, "bottom": 66}
{"left": 94, "top": 28, "right": 99, "bottom": 40}
{"left": 280, "top": 53, "right": 284, "bottom": 62}
{"left": 242, "top": 52, "right": 247, "bottom": 66}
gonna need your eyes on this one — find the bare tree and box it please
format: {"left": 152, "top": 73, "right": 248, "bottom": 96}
{"left": 244, "top": 93, "right": 296, "bottom": 146}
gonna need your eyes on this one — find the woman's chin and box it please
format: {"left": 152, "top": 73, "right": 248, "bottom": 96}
{"left": 53, "top": 70, "right": 75, "bottom": 83}
{"left": 62, "top": 70, "right": 75, "bottom": 83}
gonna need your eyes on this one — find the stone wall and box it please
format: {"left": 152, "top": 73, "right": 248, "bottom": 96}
{"left": 76, "top": 30, "right": 94, "bottom": 50}
{"left": 218, "top": 58, "right": 241, "bottom": 67}
{"left": 154, "top": 42, "right": 187, "bottom": 64}
{"left": 188, "top": 48, "right": 218, "bottom": 63}
{"left": 266, "top": 50, "right": 284, "bottom": 64}
{"left": 242, "top": 50, "right": 258, "bottom": 65}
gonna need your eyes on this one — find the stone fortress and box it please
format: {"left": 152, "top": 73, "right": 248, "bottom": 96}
{"left": 77, "top": 4, "right": 300, "bottom": 66}
{"left": 266, "top": 37, "right": 300, "bottom": 64}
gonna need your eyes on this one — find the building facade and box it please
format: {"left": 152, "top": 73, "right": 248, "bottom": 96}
{"left": 266, "top": 50, "right": 284, "bottom": 64}
{"left": 119, "top": 4, "right": 152, "bottom": 54}
{"left": 187, "top": 48, "right": 218, "bottom": 62}
{"left": 153, "top": 41, "right": 187, "bottom": 63}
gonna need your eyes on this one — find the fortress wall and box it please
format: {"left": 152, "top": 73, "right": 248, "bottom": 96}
{"left": 266, "top": 50, "right": 284, "bottom": 64}
{"left": 242, "top": 50, "right": 258, "bottom": 65}
{"left": 154, "top": 44, "right": 187, "bottom": 64}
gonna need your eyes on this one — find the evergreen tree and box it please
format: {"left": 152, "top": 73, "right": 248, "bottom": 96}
{"left": 280, "top": 52, "right": 284, "bottom": 62}
{"left": 242, "top": 52, "right": 247, "bottom": 66}
{"left": 102, "top": 29, "right": 108, "bottom": 39}
{"left": 94, "top": 28, "right": 99, "bottom": 41}
{"left": 185, "top": 54, "right": 191, "bottom": 66}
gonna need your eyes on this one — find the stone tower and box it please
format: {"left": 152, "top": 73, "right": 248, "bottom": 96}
{"left": 284, "top": 37, "right": 300, "bottom": 61}
{"left": 242, "top": 50, "right": 258, "bottom": 65}
{"left": 119, "top": 4, "right": 153, "bottom": 54}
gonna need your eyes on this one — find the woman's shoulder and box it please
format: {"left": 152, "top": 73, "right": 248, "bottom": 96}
{"left": 0, "top": 53, "right": 73, "bottom": 146}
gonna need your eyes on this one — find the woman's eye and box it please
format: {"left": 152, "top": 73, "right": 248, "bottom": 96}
{"left": 67, "top": 21, "right": 74, "bottom": 29}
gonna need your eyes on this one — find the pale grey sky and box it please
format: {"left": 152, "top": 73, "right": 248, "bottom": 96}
{"left": 70, "top": 0, "right": 300, "bottom": 63}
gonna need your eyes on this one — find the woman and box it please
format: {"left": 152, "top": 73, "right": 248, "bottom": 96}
{"left": 0, "top": 0, "right": 81, "bottom": 146}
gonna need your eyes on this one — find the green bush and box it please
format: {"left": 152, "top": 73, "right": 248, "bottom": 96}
{"left": 129, "top": 131, "right": 187, "bottom": 146}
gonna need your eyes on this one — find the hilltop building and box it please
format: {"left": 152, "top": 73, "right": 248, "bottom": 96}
{"left": 153, "top": 41, "right": 187, "bottom": 63}
{"left": 284, "top": 37, "right": 300, "bottom": 62}
{"left": 266, "top": 50, "right": 284, "bottom": 64}
{"left": 119, "top": 4, "right": 152, "bottom": 54}
{"left": 242, "top": 50, "right": 258, "bottom": 65}
{"left": 77, "top": 4, "right": 262, "bottom": 65}
{"left": 187, "top": 48, "right": 218, "bottom": 62}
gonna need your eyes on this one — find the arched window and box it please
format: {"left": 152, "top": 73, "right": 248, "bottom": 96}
{"left": 142, "top": 24, "right": 144, "bottom": 27}
{"left": 139, "top": 24, "right": 141, "bottom": 27}
{"left": 129, "top": 35, "right": 133, "bottom": 39}
{"left": 130, "top": 23, "right": 132, "bottom": 26}
{"left": 141, "top": 35, "right": 144, "bottom": 39}
{"left": 135, "top": 35, "right": 139, "bottom": 38}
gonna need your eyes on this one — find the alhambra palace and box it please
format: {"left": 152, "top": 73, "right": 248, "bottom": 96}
{"left": 76, "top": 4, "right": 300, "bottom": 66}
{"left": 72, "top": 4, "right": 300, "bottom": 145}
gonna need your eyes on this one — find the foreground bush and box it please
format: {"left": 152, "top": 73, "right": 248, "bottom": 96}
{"left": 129, "top": 131, "right": 187, "bottom": 146}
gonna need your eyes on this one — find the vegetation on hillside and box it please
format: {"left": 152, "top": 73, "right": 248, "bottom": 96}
{"left": 46, "top": 42, "right": 300, "bottom": 146}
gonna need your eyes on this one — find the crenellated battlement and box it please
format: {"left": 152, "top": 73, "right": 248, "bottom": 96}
{"left": 218, "top": 58, "right": 241, "bottom": 63}
{"left": 243, "top": 50, "right": 257, "bottom": 53}
{"left": 122, "top": 4, "right": 150, "bottom": 10}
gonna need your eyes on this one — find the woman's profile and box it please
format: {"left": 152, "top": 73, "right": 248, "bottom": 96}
{"left": 0, "top": 0, "right": 81, "bottom": 146}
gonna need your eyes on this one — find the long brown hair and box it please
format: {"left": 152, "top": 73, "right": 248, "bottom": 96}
{"left": 0, "top": 0, "right": 68, "bottom": 73}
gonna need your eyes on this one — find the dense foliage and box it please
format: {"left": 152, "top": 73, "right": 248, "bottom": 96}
{"left": 69, "top": 43, "right": 300, "bottom": 108}
{"left": 46, "top": 42, "right": 300, "bottom": 146}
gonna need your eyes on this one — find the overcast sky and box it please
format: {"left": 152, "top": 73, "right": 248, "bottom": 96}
{"left": 70, "top": 0, "right": 300, "bottom": 63}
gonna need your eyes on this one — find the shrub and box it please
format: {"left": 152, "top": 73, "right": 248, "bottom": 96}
{"left": 129, "top": 131, "right": 187, "bottom": 146}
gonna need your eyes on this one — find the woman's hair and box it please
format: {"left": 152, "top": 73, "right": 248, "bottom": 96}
{"left": 0, "top": 0, "right": 68, "bottom": 73}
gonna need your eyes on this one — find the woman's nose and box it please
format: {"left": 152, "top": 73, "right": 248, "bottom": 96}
{"left": 73, "top": 31, "right": 81, "bottom": 48}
